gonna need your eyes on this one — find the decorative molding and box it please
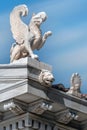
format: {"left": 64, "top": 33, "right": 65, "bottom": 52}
{"left": 4, "top": 102, "right": 24, "bottom": 115}
{"left": 0, "top": 112, "right": 78, "bottom": 130}
{"left": 29, "top": 99, "right": 53, "bottom": 115}
{"left": 56, "top": 109, "right": 79, "bottom": 124}
{"left": 3, "top": 99, "right": 27, "bottom": 115}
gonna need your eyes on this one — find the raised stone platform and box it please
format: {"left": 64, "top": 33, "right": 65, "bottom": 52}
{"left": 0, "top": 57, "right": 52, "bottom": 103}
{"left": 0, "top": 57, "right": 87, "bottom": 130}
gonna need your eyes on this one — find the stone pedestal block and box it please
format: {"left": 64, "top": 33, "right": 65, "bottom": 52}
{"left": 0, "top": 57, "right": 87, "bottom": 130}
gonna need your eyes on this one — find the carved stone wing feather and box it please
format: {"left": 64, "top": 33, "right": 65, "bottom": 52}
{"left": 10, "top": 4, "right": 29, "bottom": 44}
{"left": 71, "top": 73, "right": 81, "bottom": 87}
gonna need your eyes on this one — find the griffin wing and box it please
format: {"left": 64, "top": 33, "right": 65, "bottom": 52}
{"left": 10, "top": 4, "right": 29, "bottom": 44}
{"left": 71, "top": 73, "right": 81, "bottom": 87}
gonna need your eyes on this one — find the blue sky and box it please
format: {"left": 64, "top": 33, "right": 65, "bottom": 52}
{"left": 0, "top": 0, "right": 87, "bottom": 93}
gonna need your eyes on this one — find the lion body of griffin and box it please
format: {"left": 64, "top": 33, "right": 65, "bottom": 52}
{"left": 10, "top": 4, "right": 52, "bottom": 62}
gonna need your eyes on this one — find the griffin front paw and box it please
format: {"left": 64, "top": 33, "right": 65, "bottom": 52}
{"left": 31, "top": 54, "right": 39, "bottom": 60}
{"left": 46, "top": 31, "right": 52, "bottom": 36}
{"left": 44, "top": 31, "right": 52, "bottom": 39}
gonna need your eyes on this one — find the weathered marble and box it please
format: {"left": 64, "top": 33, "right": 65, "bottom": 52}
{"left": 10, "top": 4, "right": 52, "bottom": 62}
{"left": 0, "top": 4, "right": 87, "bottom": 129}
{"left": 0, "top": 57, "right": 53, "bottom": 102}
{"left": 0, "top": 58, "right": 87, "bottom": 130}
{"left": 67, "top": 73, "right": 82, "bottom": 98}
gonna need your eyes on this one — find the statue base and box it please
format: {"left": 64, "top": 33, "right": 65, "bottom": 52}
{"left": 0, "top": 57, "right": 87, "bottom": 130}
{"left": 0, "top": 57, "right": 52, "bottom": 103}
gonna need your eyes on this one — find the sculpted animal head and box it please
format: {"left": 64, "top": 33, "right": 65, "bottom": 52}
{"left": 30, "top": 12, "right": 47, "bottom": 26}
{"left": 39, "top": 70, "right": 54, "bottom": 87}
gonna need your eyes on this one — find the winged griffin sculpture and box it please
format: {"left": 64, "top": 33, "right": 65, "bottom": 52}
{"left": 66, "top": 73, "right": 82, "bottom": 97}
{"left": 10, "top": 4, "right": 52, "bottom": 62}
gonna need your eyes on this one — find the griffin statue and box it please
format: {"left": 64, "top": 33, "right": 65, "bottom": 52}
{"left": 10, "top": 4, "right": 52, "bottom": 62}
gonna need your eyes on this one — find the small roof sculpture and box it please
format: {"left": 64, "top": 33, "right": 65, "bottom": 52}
{"left": 66, "top": 73, "right": 81, "bottom": 97}
{"left": 66, "top": 73, "right": 87, "bottom": 99}
{"left": 10, "top": 4, "right": 52, "bottom": 62}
